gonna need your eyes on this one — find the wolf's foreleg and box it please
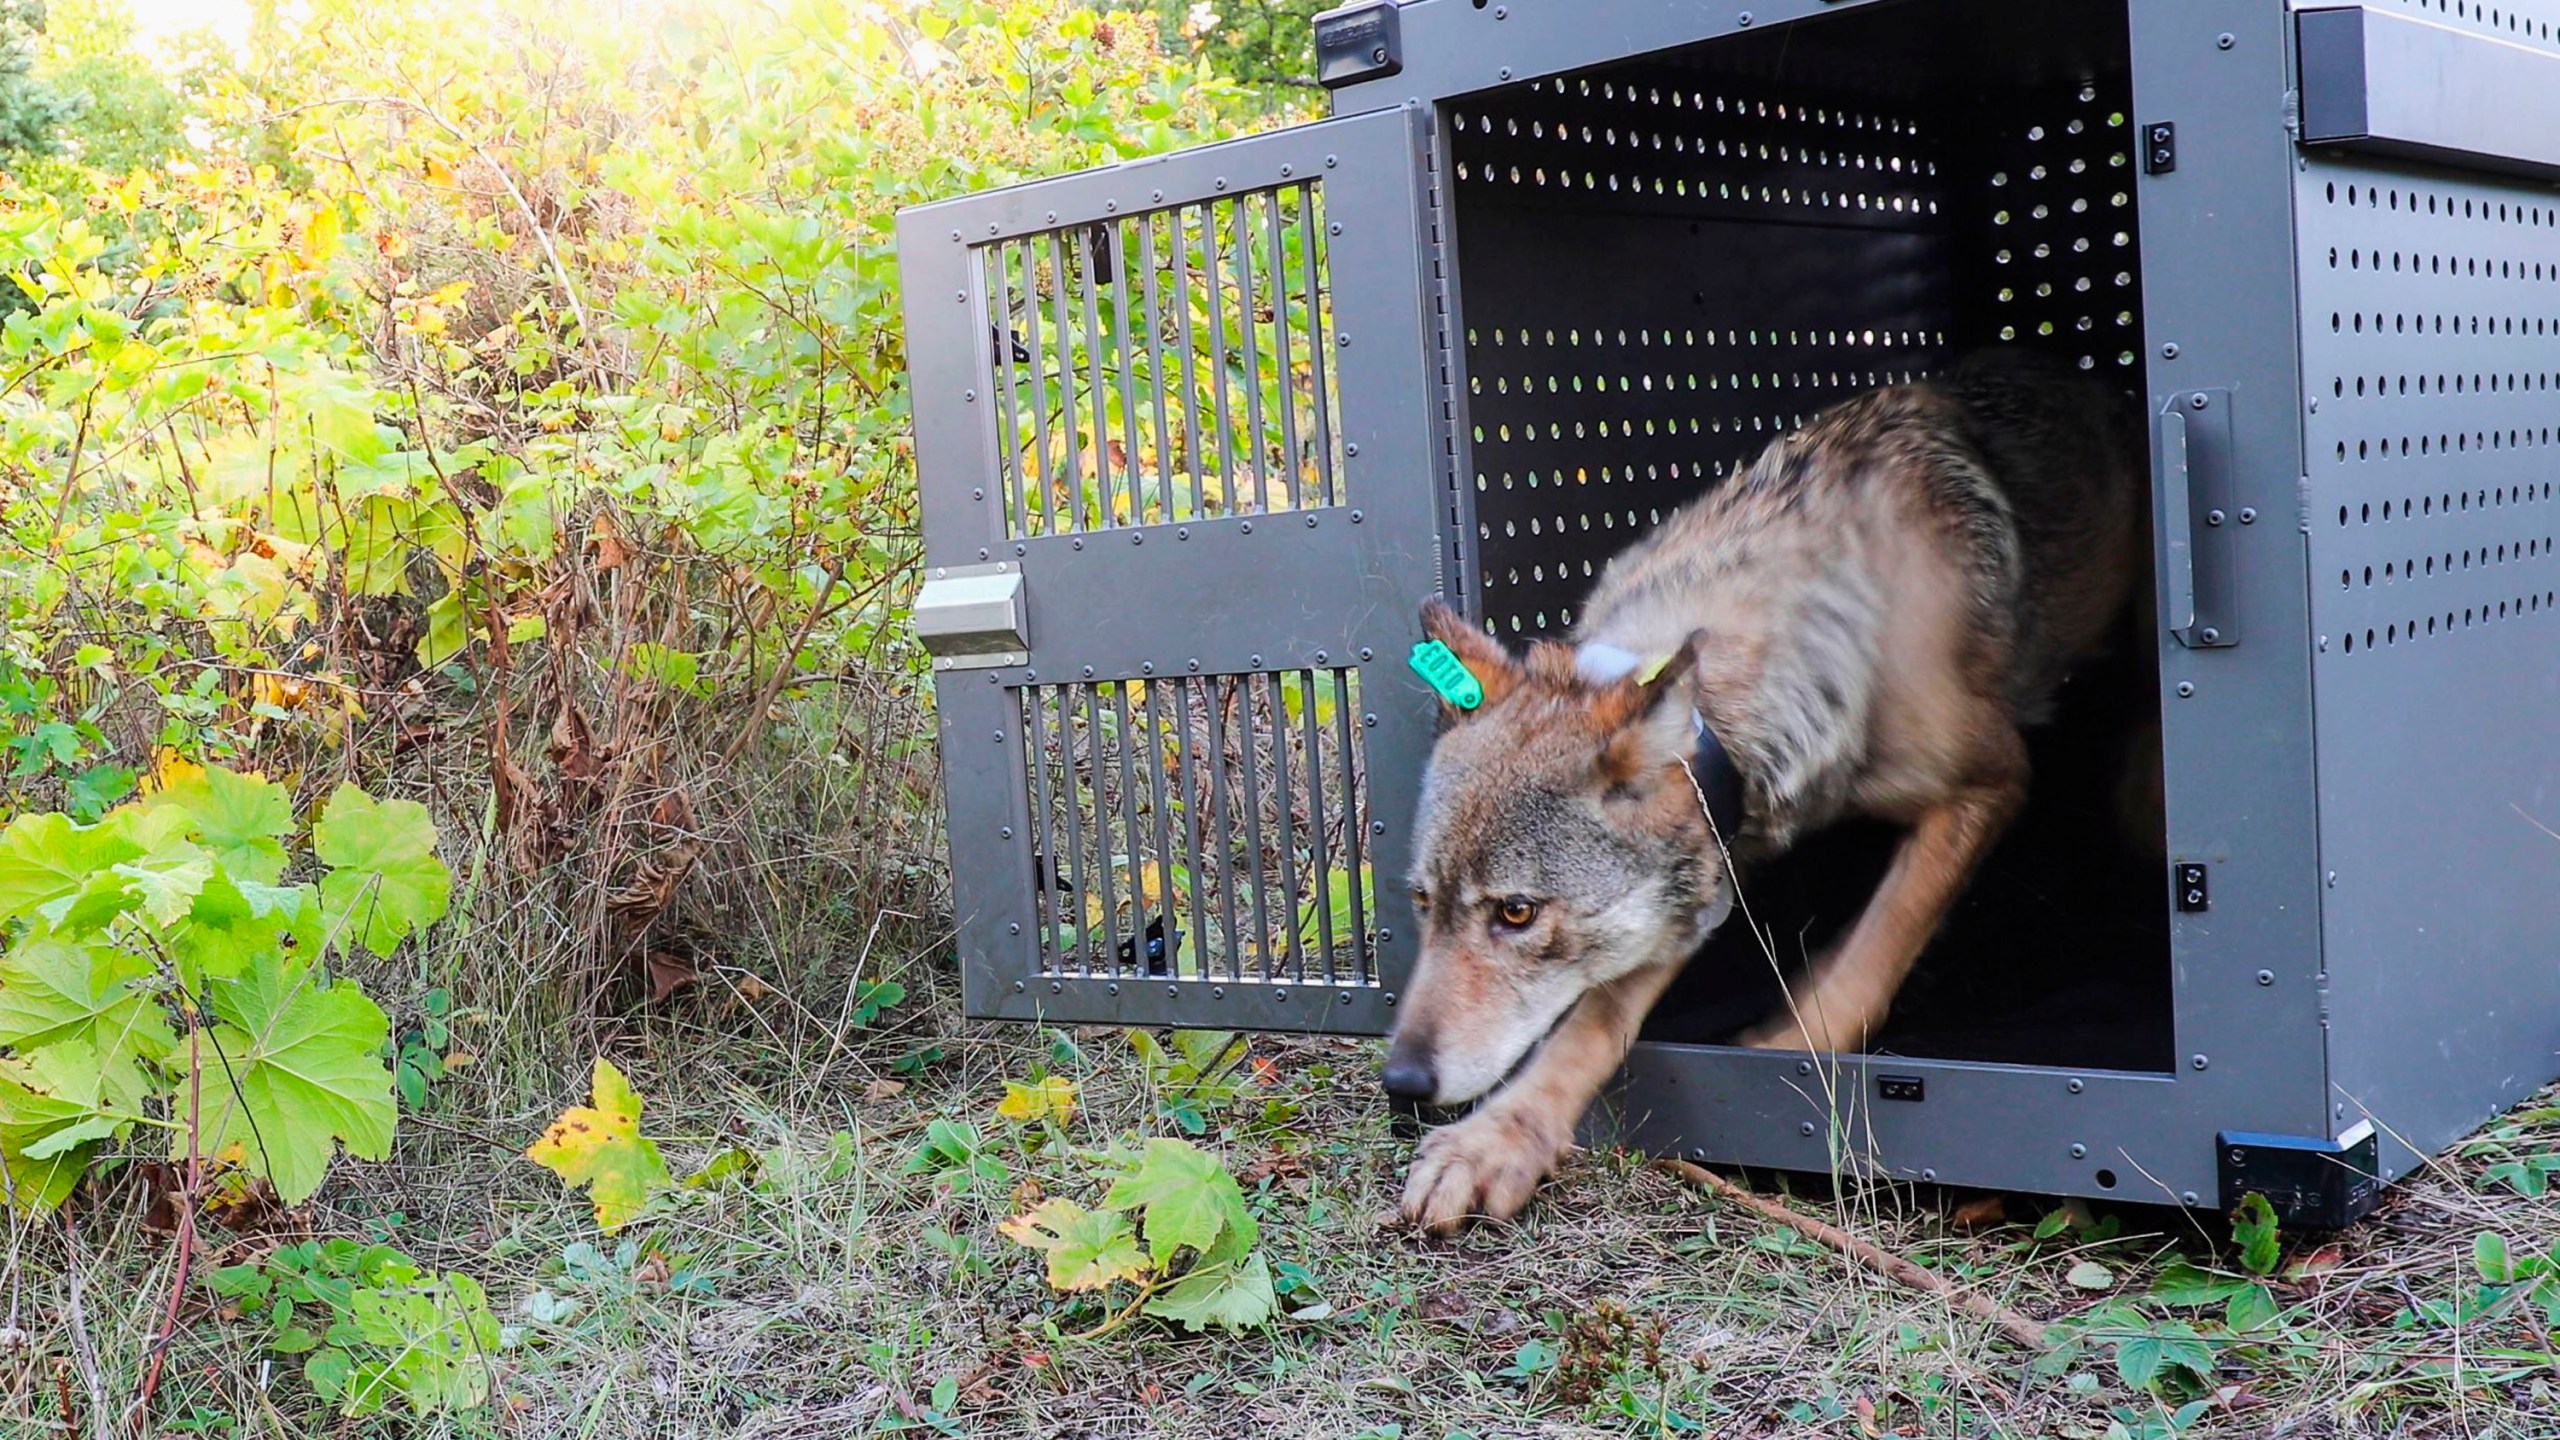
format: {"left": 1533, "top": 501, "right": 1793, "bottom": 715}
{"left": 1740, "top": 751, "right": 2025, "bottom": 1053}
{"left": 1400, "top": 959, "right": 1685, "bottom": 1234}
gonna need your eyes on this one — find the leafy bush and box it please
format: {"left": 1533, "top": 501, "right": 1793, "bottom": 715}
{"left": 0, "top": 761, "right": 445, "bottom": 1211}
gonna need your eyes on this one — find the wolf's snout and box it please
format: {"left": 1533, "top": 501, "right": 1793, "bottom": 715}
{"left": 1380, "top": 1046, "right": 1438, "bottom": 1104}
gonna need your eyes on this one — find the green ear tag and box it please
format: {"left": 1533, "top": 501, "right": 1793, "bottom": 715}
{"left": 1409, "top": 639, "right": 1485, "bottom": 710}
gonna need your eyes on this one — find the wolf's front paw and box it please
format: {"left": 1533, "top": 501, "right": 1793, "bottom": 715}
{"left": 1399, "top": 1110, "right": 1569, "bottom": 1236}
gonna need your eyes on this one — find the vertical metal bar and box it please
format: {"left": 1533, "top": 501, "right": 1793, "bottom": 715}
{"left": 1087, "top": 683, "right": 1124, "bottom": 976}
{"left": 1204, "top": 676, "right": 1244, "bottom": 983}
{"left": 1045, "top": 231, "right": 1081, "bottom": 532}
{"left": 1264, "top": 670, "right": 1304, "bottom": 985}
{"left": 1111, "top": 680, "right": 1149, "bottom": 979}
{"left": 1333, "top": 668, "right": 1369, "bottom": 985}
{"left": 1021, "top": 241, "right": 1055, "bottom": 539}
{"left": 985, "top": 244, "right": 1023, "bottom": 541}
{"left": 1233, "top": 673, "right": 1273, "bottom": 980}
{"left": 1111, "top": 219, "right": 1147, "bottom": 524}
{"left": 1078, "top": 226, "right": 1115, "bottom": 529}
{"left": 1055, "top": 685, "right": 1093, "bottom": 976}
{"left": 1233, "top": 193, "right": 1272, "bottom": 513}
{"left": 1264, "top": 189, "right": 1302, "bottom": 512}
{"left": 1137, "top": 213, "right": 1176, "bottom": 524}
{"left": 1173, "top": 679, "right": 1213, "bottom": 985}
{"left": 1024, "top": 685, "right": 1060, "bottom": 973}
{"left": 1299, "top": 668, "right": 1335, "bottom": 985}
{"left": 1299, "top": 183, "right": 1339, "bottom": 509}
{"left": 1202, "top": 201, "right": 1237, "bottom": 517}
{"left": 1141, "top": 678, "right": 1183, "bottom": 981}
{"left": 1171, "top": 206, "right": 1208, "bottom": 523}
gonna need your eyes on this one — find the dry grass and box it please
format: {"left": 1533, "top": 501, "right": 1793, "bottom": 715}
{"left": 11, "top": 705, "right": 2560, "bottom": 1438}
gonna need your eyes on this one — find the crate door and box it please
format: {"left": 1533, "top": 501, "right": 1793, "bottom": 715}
{"left": 899, "top": 109, "right": 1443, "bottom": 1033}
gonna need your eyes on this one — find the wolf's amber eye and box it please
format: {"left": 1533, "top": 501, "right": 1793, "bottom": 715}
{"left": 1493, "top": 895, "right": 1541, "bottom": 930}
{"left": 1412, "top": 888, "right": 1431, "bottom": 912}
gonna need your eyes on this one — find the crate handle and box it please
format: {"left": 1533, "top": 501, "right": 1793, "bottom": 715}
{"left": 2156, "top": 408, "right": 2196, "bottom": 636}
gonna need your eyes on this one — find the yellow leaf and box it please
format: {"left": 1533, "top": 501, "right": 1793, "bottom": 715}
{"left": 149, "top": 748, "right": 206, "bottom": 795}
{"left": 996, "top": 1076, "right": 1076, "bottom": 1127}
{"left": 424, "top": 154, "right": 457, "bottom": 187}
{"left": 525, "top": 1058, "right": 673, "bottom": 1231}
{"left": 300, "top": 203, "right": 342, "bottom": 269}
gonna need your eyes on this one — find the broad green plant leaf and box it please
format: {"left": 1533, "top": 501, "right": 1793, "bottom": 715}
{"left": 147, "top": 764, "right": 293, "bottom": 883}
{"left": 0, "top": 1045, "right": 132, "bottom": 1211}
{"left": 0, "top": 929, "right": 176, "bottom": 1105}
{"left": 314, "top": 785, "right": 451, "bottom": 957}
{"left": 169, "top": 873, "right": 316, "bottom": 982}
{"left": 340, "top": 1273, "right": 500, "bottom": 1416}
{"left": 174, "top": 956, "right": 397, "bottom": 1203}
{"left": 526, "top": 1058, "right": 673, "bottom": 1231}
{"left": 1102, "top": 1136, "right": 1257, "bottom": 1267}
{"left": 998, "top": 1198, "right": 1148, "bottom": 1292}
{"left": 0, "top": 812, "right": 141, "bottom": 925}
{"left": 1142, "top": 1249, "right": 1276, "bottom": 1333}
{"left": 109, "top": 841, "right": 216, "bottom": 926}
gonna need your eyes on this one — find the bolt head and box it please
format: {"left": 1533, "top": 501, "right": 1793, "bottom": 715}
{"left": 2190, "top": 392, "right": 2211, "bottom": 409}
{"left": 1798, "top": 1121, "right": 1816, "bottom": 1137}
{"left": 2162, "top": 341, "right": 2181, "bottom": 358}
{"left": 2070, "top": 1143, "right": 2087, "bottom": 1159}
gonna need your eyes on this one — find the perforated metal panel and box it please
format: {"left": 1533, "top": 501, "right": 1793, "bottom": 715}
{"left": 2298, "top": 141, "right": 2560, "bottom": 1177}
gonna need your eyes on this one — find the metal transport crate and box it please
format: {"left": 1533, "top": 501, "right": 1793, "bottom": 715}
{"left": 898, "top": 0, "right": 2560, "bottom": 1224}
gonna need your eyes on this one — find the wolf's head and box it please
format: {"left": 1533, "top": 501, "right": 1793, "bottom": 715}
{"left": 1383, "top": 600, "right": 1735, "bottom": 1107}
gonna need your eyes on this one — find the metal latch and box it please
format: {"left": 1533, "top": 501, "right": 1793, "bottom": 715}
{"left": 915, "top": 562, "right": 1027, "bottom": 671}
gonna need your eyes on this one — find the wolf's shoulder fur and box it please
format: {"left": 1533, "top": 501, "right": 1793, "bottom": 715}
{"left": 1573, "top": 352, "right": 2141, "bottom": 840}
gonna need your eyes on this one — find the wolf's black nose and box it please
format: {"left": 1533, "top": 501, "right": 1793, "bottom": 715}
{"left": 1381, "top": 1051, "right": 1438, "bottom": 1103}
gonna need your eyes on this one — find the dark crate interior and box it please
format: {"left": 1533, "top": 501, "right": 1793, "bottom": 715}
{"left": 1445, "top": 0, "right": 2173, "bottom": 1072}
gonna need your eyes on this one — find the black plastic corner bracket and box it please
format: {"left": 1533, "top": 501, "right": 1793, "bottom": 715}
{"left": 1314, "top": 0, "right": 1402, "bottom": 90}
{"left": 2217, "top": 1123, "right": 2382, "bottom": 1228}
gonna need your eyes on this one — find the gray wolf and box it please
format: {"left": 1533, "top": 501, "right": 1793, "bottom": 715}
{"left": 1386, "top": 351, "right": 2144, "bottom": 1233}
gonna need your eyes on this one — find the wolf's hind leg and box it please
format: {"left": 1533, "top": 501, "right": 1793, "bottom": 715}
{"left": 1740, "top": 755, "right": 2026, "bottom": 1054}
{"left": 1401, "top": 960, "right": 1685, "bottom": 1235}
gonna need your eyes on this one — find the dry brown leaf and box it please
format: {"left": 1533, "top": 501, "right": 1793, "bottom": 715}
{"left": 643, "top": 950, "right": 699, "bottom": 1004}
{"left": 864, "top": 1079, "right": 907, "bottom": 1103}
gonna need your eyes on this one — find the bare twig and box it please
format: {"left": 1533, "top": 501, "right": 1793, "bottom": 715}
{"left": 55, "top": 1213, "right": 111, "bottom": 1440}
{"left": 1653, "top": 1157, "right": 2050, "bottom": 1350}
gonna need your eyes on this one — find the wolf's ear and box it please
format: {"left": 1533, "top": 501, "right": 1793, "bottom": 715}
{"left": 1597, "top": 630, "right": 1703, "bottom": 783}
{"left": 1418, "top": 597, "right": 1519, "bottom": 719}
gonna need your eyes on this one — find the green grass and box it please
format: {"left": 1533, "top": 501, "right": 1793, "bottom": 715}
{"left": 14, "top": 717, "right": 2560, "bottom": 1439}
{"left": 24, "top": 928, "right": 2560, "bottom": 1440}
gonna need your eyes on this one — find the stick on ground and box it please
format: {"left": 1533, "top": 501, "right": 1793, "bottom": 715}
{"left": 1653, "top": 1157, "right": 2050, "bottom": 1350}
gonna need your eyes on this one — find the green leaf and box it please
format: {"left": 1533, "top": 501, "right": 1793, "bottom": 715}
{"left": 1143, "top": 1251, "right": 1276, "bottom": 1333}
{"left": 2225, "top": 1282, "right": 2280, "bottom": 1334}
{"left": 0, "top": 1045, "right": 130, "bottom": 1211}
{"left": 2065, "top": 1260, "right": 2115, "bottom": 1291}
{"left": 525, "top": 1058, "right": 674, "bottom": 1231}
{"left": 314, "top": 785, "right": 451, "bottom": 957}
{"left": 169, "top": 873, "right": 314, "bottom": 982}
{"left": 110, "top": 842, "right": 215, "bottom": 926}
{"left": 0, "top": 812, "right": 141, "bottom": 926}
{"left": 0, "top": 929, "right": 176, "bottom": 1106}
{"left": 343, "top": 1273, "right": 499, "bottom": 1416}
{"left": 148, "top": 765, "right": 293, "bottom": 883}
{"left": 1102, "top": 1137, "right": 1256, "bottom": 1267}
{"left": 998, "top": 1198, "right": 1150, "bottom": 1291}
{"left": 2476, "top": 1230, "right": 2517, "bottom": 1284}
{"left": 2112, "top": 1320, "right": 2214, "bottom": 1391}
{"left": 2147, "top": 1260, "right": 2247, "bottom": 1309}
{"left": 174, "top": 955, "right": 397, "bottom": 1204}
{"left": 2232, "top": 1192, "right": 2281, "bottom": 1276}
